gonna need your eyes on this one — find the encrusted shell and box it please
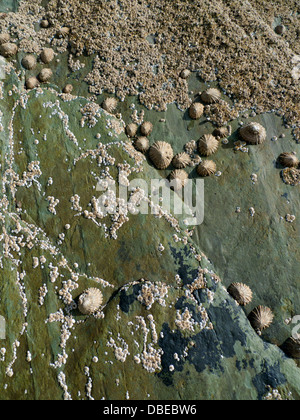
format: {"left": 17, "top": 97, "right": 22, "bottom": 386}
{"left": 102, "top": 97, "right": 118, "bottom": 114}
{"left": 38, "top": 68, "right": 53, "bottom": 82}
{"left": 25, "top": 76, "right": 39, "bottom": 89}
{"left": 227, "top": 283, "right": 253, "bottom": 306}
{"left": 0, "top": 42, "right": 18, "bottom": 57}
{"left": 78, "top": 288, "right": 103, "bottom": 315}
{"left": 140, "top": 121, "right": 153, "bottom": 136}
{"left": 134, "top": 136, "right": 149, "bottom": 153}
{"left": 213, "top": 125, "right": 232, "bottom": 139}
{"left": 149, "top": 141, "right": 174, "bottom": 170}
{"left": 40, "top": 48, "right": 54, "bottom": 64}
{"left": 201, "top": 88, "right": 221, "bottom": 104}
{"left": 198, "top": 134, "right": 219, "bottom": 156}
{"left": 63, "top": 84, "right": 73, "bottom": 94}
{"left": 169, "top": 169, "right": 188, "bottom": 191}
{"left": 282, "top": 167, "right": 300, "bottom": 186}
{"left": 197, "top": 160, "right": 216, "bottom": 177}
{"left": 278, "top": 152, "right": 299, "bottom": 168}
{"left": 281, "top": 335, "right": 300, "bottom": 359}
{"left": 248, "top": 305, "right": 274, "bottom": 332}
{"left": 239, "top": 122, "right": 266, "bottom": 145}
{"left": 172, "top": 152, "right": 191, "bottom": 169}
{"left": 126, "top": 123, "right": 138, "bottom": 138}
{"left": 0, "top": 33, "right": 10, "bottom": 45}
{"left": 21, "top": 54, "right": 37, "bottom": 70}
{"left": 180, "top": 69, "right": 191, "bottom": 79}
{"left": 189, "top": 102, "right": 204, "bottom": 120}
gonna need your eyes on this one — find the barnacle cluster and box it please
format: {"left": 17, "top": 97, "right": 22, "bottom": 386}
{"left": 1, "top": 0, "right": 297, "bottom": 136}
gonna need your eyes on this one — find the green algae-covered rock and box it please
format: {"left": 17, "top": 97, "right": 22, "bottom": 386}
{"left": 0, "top": 59, "right": 299, "bottom": 400}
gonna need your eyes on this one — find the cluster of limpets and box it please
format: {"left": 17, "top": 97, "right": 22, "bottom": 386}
{"left": 227, "top": 283, "right": 274, "bottom": 336}
{"left": 277, "top": 152, "right": 300, "bottom": 186}
{"left": 123, "top": 120, "right": 153, "bottom": 155}
{"left": 227, "top": 282, "right": 300, "bottom": 361}
{"left": 0, "top": 29, "right": 73, "bottom": 94}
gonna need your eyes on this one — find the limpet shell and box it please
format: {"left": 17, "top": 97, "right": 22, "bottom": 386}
{"left": 189, "top": 102, "right": 204, "bottom": 120}
{"left": 40, "top": 48, "right": 54, "bottom": 64}
{"left": 172, "top": 152, "right": 191, "bottom": 169}
{"left": 78, "top": 288, "right": 103, "bottom": 315}
{"left": 281, "top": 335, "right": 300, "bottom": 359}
{"left": 227, "top": 282, "right": 253, "bottom": 306}
{"left": 38, "top": 68, "right": 53, "bottom": 82}
{"left": 201, "top": 88, "right": 221, "bottom": 104}
{"left": 168, "top": 169, "right": 188, "bottom": 191}
{"left": 239, "top": 122, "right": 266, "bottom": 145}
{"left": 134, "top": 136, "right": 149, "bottom": 153}
{"left": 180, "top": 69, "right": 191, "bottom": 79}
{"left": 0, "top": 33, "right": 10, "bottom": 45}
{"left": 149, "top": 141, "right": 174, "bottom": 170}
{"left": 198, "top": 134, "right": 219, "bottom": 156}
{"left": 0, "top": 42, "right": 18, "bottom": 57}
{"left": 126, "top": 123, "right": 138, "bottom": 138}
{"left": 248, "top": 305, "right": 274, "bottom": 332}
{"left": 25, "top": 77, "right": 39, "bottom": 89}
{"left": 278, "top": 152, "right": 299, "bottom": 168}
{"left": 63, "top": 84, "right": 73, "bottom": 94}
{"left": 21, "top": 55, "right": 37, "bottom": 70}
{"left": 140, "top": 121, "right": 153, "bottom": 136}
{"left": 197, "top": 160, "right": 216, "bottom": 177}
{"left": 102, "top": 97, "right": 118, "bottom": 114}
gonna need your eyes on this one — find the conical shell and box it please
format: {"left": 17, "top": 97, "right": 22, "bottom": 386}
{"left": 134, "top": 136, "right": 149, "bottom": 153}
{"left": 275, "top": 24, "right": 286, "bottom": 35}
{"left": 63, "top": 84, "right": 73, "bottom": 94}
{"left": 248, "top": 305, "right": 274, "bottom": 332}
{"left": 197, "top": 160, "right": 216, "bottom": 177}
{"left": 0, "top": 42, "right": 18, "bottom": 57}
{"left": 239, "top": 122, "right": 266, "bottom": 145}
{"left": 25, "top": 77, "right": 39, "bottom": 89}
{"left": 40, "top": 48, "right": 54, "bottom": 64}
{"left": 78, "top": 288, "right": 103, "bottom": 315}
{"left": 180, "top": 69, "right": 190, "bottom": 79}
{"left": 169, "top": 169, "right": 188, "bottom": 191}
{"left": 38, "top": 68, "right": 53, "bottom": 82}
{"left": 40, "top": 19, "right": 49, "bottom": 28}
{"left": 21, "top": 55, "right": 37, "bottom": 70}
{"left": 140, "top": 121, "right": 153, "bottom": 136}
{"left": 213, "top": 125, "right": 231, "bottom": 139}
{"left": 198, "top": 134, "right": 219, "bottom": 156}
{"left": 201, "top": 88, "right": 221, "bottom": 104}
{"left": 172, "top": 152, "right": 191, "bottom": 169}
{"left": 278, "top": 153, "right": 299, "bottom": 168}
{"left": 126, "top": 123, "right": 138, "bottom": 138}
{"left": 0, "top": 33, "right": 10, "bottom": 45}
{"left": 281, "top": 335, "right": 300, "bottom": 359}
{"left": 189, "top": 102, "right": 204, "bottom": 120}
{"left": 149, "top": 141, "right": 173, "bottom": 169}
{"left": 227, "top": 282, "right": 253, "bottom": 306}
{"left": 102, "top": 97, "right": 118, "bottom": 114}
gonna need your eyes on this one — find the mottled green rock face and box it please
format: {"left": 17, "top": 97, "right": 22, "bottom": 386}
{"left": 0, "top": 2, "right": 299, "bottom": 401}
